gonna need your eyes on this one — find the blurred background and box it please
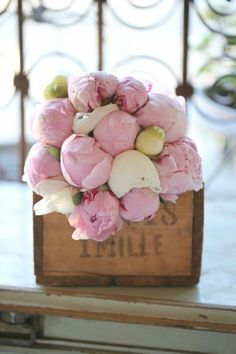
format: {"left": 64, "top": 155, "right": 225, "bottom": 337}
{"left": 0, "top": 0, "right": 236, "bottom": 200}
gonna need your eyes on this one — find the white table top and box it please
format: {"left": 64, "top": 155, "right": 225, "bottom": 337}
{"left": 0, "top": 182, "right": 236, "bottom": 333}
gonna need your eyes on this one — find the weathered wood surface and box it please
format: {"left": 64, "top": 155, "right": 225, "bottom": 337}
{"left": 34, "top": 189, "right": 203, "bottom": 286}
{"left": 0, "top": 182, "right": 236, "bottom": 333}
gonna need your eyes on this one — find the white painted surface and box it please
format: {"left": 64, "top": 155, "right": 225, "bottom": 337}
{"left": 0, "top": 345, "right": 206, "bottom": 354}
{"left": 43, "top": 316, "right": 236, "bottom": 354}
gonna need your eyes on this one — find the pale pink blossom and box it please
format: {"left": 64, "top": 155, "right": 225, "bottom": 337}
{"left": 22, "top": 142, "right": 66, "bottom": 197}
{"left": 120, "top": 188, "right": 160, "bottom": 222}
{"left": 61, "top": 134, "right": 113, "bottom": 190}
{"left": 69, "top": 190, "right": 123, "bottom": 241}
{"left": 155, "top": 137, "right": 203, "bottom": 202}
{"left": 135, "top": 93, "right": 187, "bottom": 143}
{"left": 31, "top": 98, "right": 75, "bottom": 148}
{"left": 68, "top": 72, "right": 118, "bottom": 112}
{"left": 114, "top": 77, "right": 148, "bottom": 113}
{"left": 94, "top": 110, "right": 140, "bottom": 156}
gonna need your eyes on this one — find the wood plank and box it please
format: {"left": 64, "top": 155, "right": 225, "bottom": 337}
{"left": 192, "top": 187, "right": 204, "bottom": 276}
{"left": 0, "top": 288, "right": 236, "bottom": 334}
{"left": 33, "top": 190, "right": 204, "bottom": 285}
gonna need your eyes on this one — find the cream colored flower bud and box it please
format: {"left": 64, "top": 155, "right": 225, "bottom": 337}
{"left": 135, "top": 126, "right": 165, "bottom": 158}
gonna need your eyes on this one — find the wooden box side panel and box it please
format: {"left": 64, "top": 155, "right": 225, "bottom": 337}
{"left": 34, "top": 189, "right": 204, "bottom": 286}
{"left": 192, "top": 187, "right": 204, "bottom": 277}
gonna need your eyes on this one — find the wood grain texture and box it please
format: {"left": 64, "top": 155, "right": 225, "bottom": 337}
{"left": 34, "top": 190, "right": 204, "bottom": 286}
{"left": 33, "top": 193, "right": 43, "bottom": 276}
{"left": 192, "top": 187, "right": 204, "bottom": 277}
{"left": 1, "top": 287, "right": 236, "bottom": 334}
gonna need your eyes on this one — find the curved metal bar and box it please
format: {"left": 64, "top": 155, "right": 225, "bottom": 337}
{"left": 28, "top": 0, "right": 93, "bottom": 27}
{"left": 206, "top": 0, "right": 236, "bottom": 17}
{"left": 0, "top": 84, "right": 16, "bottom": 109}
{"left": 207, "top": 74, "right": 236, "bottom": 107}
{"left": 193, "top": 55, "right": 236, "bottom": 121}
{"left": 26, "top": 51, "right": 87, "bottom": 104}
{"left": 194, "top": 1, "right": 236, "bottom": 38}
{"left": 26, "top": 51, "right": 87, "bottom": 74}
{"left": 32, "top": 0, "right": 76, "bottom": 13}
{"left": 113, "top": 54, "right": 178, "bottom": 81}
{"left": 191, "top": 93, "right": 236, "bottom": 126}
{"left": 212, "top": 73, "right": 236, "bottom": 88}
{"left": 197, "top": 54, "right": 236, "bottom": 74}
{"left": 107, "top": 0, "right": 178, "bottom": 30}
{"left": 127, "top": 0, "right": 163, "bottom": 10}
{"left": 0, "top": 52, "right": 16, "bottom": 109}
{"left": 0, "top": 0, "right": 11, "bottom": 16}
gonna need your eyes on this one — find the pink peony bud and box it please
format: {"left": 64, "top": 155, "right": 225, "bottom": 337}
{"left": 94, "top": 110, "right": 140, "bottom": 156}
{"left": 68, "top": 190, "right": 123, "bottom": 241}
{"left": 61, "top": 134, "right": 113, "bottom": 190}
{"left": 31, "top": 98, "right": 75, "bottom": 148}
{"left": 135, "top": 93, "right": 187, "bottom": 143}
{"left": 114, "top": 77, "right": 148, "bottom": 113}
{"left": 68, "top": 72, "right": 118, "bottom": 112}
{"left": 120, "top": 188, "right": 160, "bottom": 222}
{"left": 22, "top": 142, "right": 66, "bottom": 196}
{"left": 154, "top": 137, "right": 203, "bottom": 202}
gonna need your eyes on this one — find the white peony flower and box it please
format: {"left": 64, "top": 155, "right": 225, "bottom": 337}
{"left": 108, "top": 150, "right": 161, "bottom": 198}
{"left": 33, "top": 179, "right": 69, "bottom": 197}
{"left": 72, "top": 103, "right": 119, "bottom": 135}
{"left": 34, "top": 187, "right": 75, "bottom": 215}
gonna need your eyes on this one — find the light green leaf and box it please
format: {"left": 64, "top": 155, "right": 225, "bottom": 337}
{"left": 46, "top": 146, "right": 60, "bottom": 161}
{"left": 99, "top": 184, "right": 109, "bottom": 192}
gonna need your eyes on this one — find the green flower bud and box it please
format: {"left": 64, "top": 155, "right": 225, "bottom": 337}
{"left": 44, "top": 75, "right": 68, "bottom": 100}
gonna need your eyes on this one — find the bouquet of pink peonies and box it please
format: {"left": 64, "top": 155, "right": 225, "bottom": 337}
{"left": 23, "top": 72, "right": 203, "bottom": 242}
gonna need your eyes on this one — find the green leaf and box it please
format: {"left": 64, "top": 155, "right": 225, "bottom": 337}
{"left": 46, "top": 146, "right": 60, "bottom": 161}
{"left": 160, "top": 196, "right": 167, "bottom": 205}
{"left": 72, "top": 192, "right": 83, "bottom": 205}
{"left": 227, "top": 37, "right": 236, "bottom": 46}
{"left": 99, "top": 184, "right": 109, "bottom": 192}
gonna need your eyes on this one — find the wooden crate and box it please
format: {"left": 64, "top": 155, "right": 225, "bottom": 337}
{"left": 34, "top": 188, "right": 204, "bottom": 286}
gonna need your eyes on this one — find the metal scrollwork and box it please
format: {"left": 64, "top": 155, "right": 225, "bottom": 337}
{"left": 0, "top": 53, "right": 16, "bottom": 109}
{"left": 28, "top": 0, "right": 93, "bottom": 27}
{"left": 127, "top": 0, "right": 163, "bottom": 10}
{"left": 107, "top": 0, "right": 178, "bottom": 29}
{"left": 192, "top": 56, "right": 236, "bottom": 130}
{"left": 191, "top": 0, "right": 236, "bottom": 132}
{"left": 194, "top": 0, "right": 236, "bottom": 38}
{"left": 206, "top": 74, "right": 236, "bottom": 109}
{"left": 27, "top": 51, "right": 87, "bottom": 103}
{"left": 0, "top": 0, "right": 11, "bottom": 17}
{"left": 112, "top": 55, "right": 178, "bottom": 92}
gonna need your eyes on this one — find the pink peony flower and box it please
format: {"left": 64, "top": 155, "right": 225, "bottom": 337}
{"left": 120, "top": 188, "right": 160, "bottom": 222}
{"left": 22, "top": 142, "right": 67, "bottom": 196}
{"left": 94, "top": 110, "right": 140, "bottom": 156}
{"left": 135, "top": 93, "right": 187, "bottom": 143}
{"left": 31, "top": 98, "right": 75, "bottom": 148}
{"left": 154, "top": 137, "right": 203, "bottom": 202}
{"left": 68, "top": 190, "right": 123, "bottom": 241}
{"left": 61, "top": 134, "right": 113, "bottom": 190}
{"left": 114, "top": 77, "right": 148, "bottom": 113}
{"left": 68, "top": 72, "right": 118, "bottom": 112}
